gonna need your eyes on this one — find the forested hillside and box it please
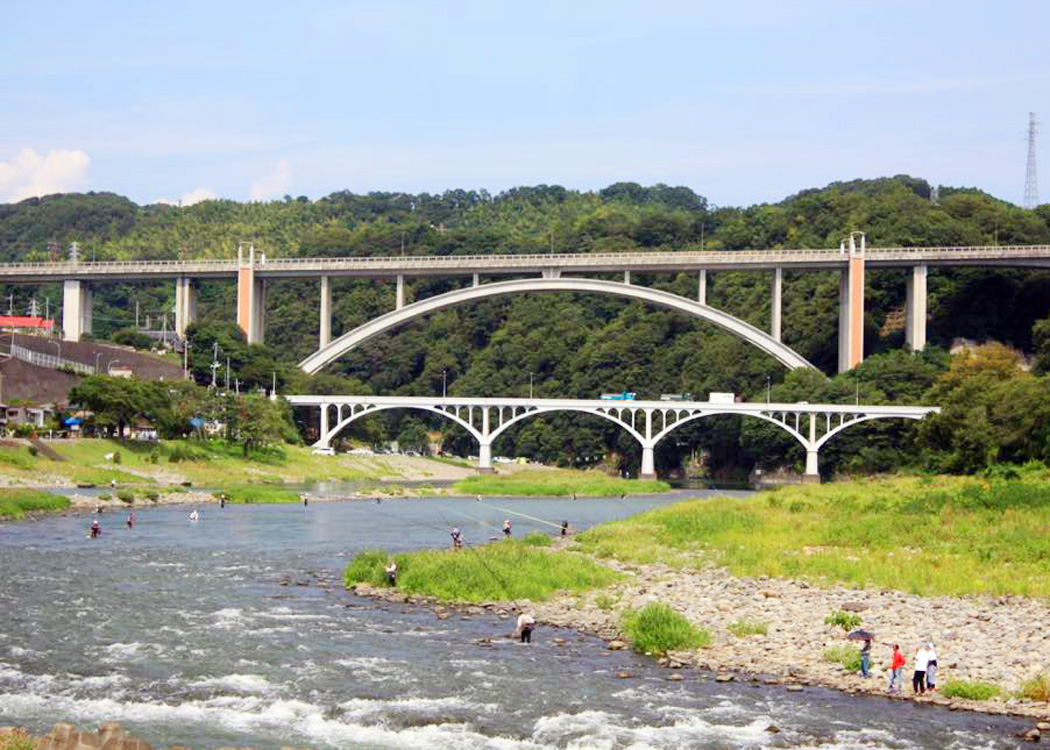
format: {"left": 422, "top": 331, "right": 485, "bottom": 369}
{"left": 2, "top": 176, "right": 1049, "bottom": 478}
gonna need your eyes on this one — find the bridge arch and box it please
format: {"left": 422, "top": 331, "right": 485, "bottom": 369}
{"left": 650, "top": 409, "right": 808, "bottom": 449}
{"left": 320, "top": 404, "right": 483, "bottom": 446}
{"left": 299, "top": 278, "right": 816, "bottom": 374}
{"left": 488, "top": 406, "right": 647, "bottom": 445}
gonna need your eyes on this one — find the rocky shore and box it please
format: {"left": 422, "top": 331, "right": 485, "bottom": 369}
{"left": 352, "top": 541, "right": 1050, "bottom": 729}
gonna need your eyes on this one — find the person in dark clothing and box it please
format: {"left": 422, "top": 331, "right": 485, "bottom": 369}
{"left": 503, "top": 520, "right": 512, "bottom": 538}
{"left": 517, "top": 613, "right": 535, "bottom": 643}
{"left": 561, "top": 520, "right": 569, "bottom": 536}
{"left": 859, "top": 639, "right": 872, "bottom": 677}
{"left": 90, "top": 520, "right": 101, "bottom": 538}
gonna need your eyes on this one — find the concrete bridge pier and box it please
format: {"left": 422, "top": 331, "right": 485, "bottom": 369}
{"left": 319, "top": 276, "right": 332, "bottom": 348}
{"left": 837, "top": 233, "right": 866, "bottom": 373}
{"left": 697, "top": 269, "right": 707, "bottom": 305}
{"left": 62, "top": 279, "right": 92, "bottom": 342}
{"left": 639, "top": 444, "right": 656, "bottom": 480}
{"left": 477, "top": 442, "right": 495, "bottom": 473}
{"left": 174, "top": 277, "right": 198, "bottom": 338}
{"left": 803, "top": 414, "right": 820, "bottom": 483}
{"left": 905, "top": 264, "right": 928, "bottom": 351}
{"left": 396, "top": 274, "right": 405, "bottom": 310}
{"left": 771, "top": 266, "right": 783, "bottom": 341}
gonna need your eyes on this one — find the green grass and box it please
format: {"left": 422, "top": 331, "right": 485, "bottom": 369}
{"left": 620, "top": 603, "right": 710, "bottom": 654}
{"left": 824, "top": 611, "right": 862, "bottom": 632}
{"left": 822, "top": 644, "right": 862, "bottom": 671}
{"left": 727, "top": 619, "right": 768, "bottom": 637}
{"left": 1018, "top": 673, "right": 1050, "bottom": 701}
{"left": 455, "top": 469, "right": 670, "bottom": 497}
{"left": 572, "top": 471, "right": 1050, "bottom": 596}
{"left": 0, "top": 489, "right": 70, "bottom": 520}
{"left": 344, "top": 540, "right": 622, "bottom": 603}
{"left": 0, "top": 437, "right": 456, "bottom": 491}
{"left": 941, "top": 680, "right": 1001, "bottom": 701}
{"left": 215, "top": 485, "right": 301, "bottom": 504}
{"left": 522, "top": 531, "right": 553, "bottom": 546}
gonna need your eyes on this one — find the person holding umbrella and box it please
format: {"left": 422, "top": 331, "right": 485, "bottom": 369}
{"left": 847, "top": 629, "right": 875, "bottom": 678}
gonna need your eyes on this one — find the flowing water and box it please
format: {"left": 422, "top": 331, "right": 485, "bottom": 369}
{"left": 0, "top": 494, "right": 1032, "bottom": 749}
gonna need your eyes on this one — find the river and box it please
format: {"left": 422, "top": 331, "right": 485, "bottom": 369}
{"left": 0, "top": 493, "right": 1033, "bottom": 749}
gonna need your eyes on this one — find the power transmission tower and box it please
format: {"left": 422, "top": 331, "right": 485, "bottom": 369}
{"left": 1025, "top": 112, "right": 1039, "bottom": 209}
{"left": 26, "top": 299, "right": 40, "bottom": 318}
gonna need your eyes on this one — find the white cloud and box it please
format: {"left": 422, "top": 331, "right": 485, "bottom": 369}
{"left": 155, "top": 187, "right": 218, "bottom": 206}
{"left": 249, "top": 159, "right": 292, "bottom": 201}
{"left": 0, "top": 148, "right": 90, "bottom": 202}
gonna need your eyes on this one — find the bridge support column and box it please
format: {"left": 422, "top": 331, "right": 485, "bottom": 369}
{"left": 319, "top": 276, "right": 332, "bottom": 348}
{"left": 803, "top": 414, "right": 820, "bottom": 483}
{"left": 541, "top": 268, "right": 561, "bottom": 279}
{"left": 639, "top": 410, "right": 657, "bottom": 479}
{"left": 640, "top": 445, "right": 656, "bottom": 480}
{"left": 472, "top": 273, "right": 480, "bottom": 287}
{"left": 623, "top": 270, "right": 631, "bottom": 285}
{"left": 174, "top": 277, "right": 198, "bottom": 338}
{"left": 62, "top": 279, "right": 92, "bottom": 342}
{"left": 315, "top": 403, "right": 330, "bottom": 448}
{"left": 905, "top": 264, "right": 927, "bottom": 351}
{"left": 396, "top": 274, "right": 405, "bottom": 310}
{"left": 237, "top": 244, "right": 265, "bottom": 344}
{"left": 771, "top": 266, "right": 782, "bottom": 341}
{"left": 838, "top": 234, "right": 865, "bottom": 373}
{"left": 250, "top": 278, "right": 266, "bottom": 344}
{"left": 698, "top": 269, "right": 707, "bottom": 305}
{"left": 478, "top": 442, "right": 494, "bottom": 473}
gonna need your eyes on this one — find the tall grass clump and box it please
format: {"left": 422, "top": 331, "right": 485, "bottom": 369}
{"left": 941, "top": 680, "right": 1001, "bottom": 701}
{"left": 455, "top": 469, "right": 670, "bottom": 497}
{"left": 522, "top": 531, "right": 552, "bottom": 546}
{"left": 727, "top": 619, "right": 768, "bottom": 637}
{"left": 822, "top": 644, "right": 862, "bottom": 671}
{"left": 573, "top": 473, "right": 1050, "bottom": 596}
{"left": 0, "top": 489, "right": 69, "bottom": 520}
{"left": 344, "top": 540, "right": 621, "bottom": 602}
{"left": 1018, "top": 672, "right": 1050, "bottom": 701}
{"left": 620, "top": 603, "right": 710, "bottom": 654}
{"left": 216, "top": 485, "right": 300, "bottom": 504}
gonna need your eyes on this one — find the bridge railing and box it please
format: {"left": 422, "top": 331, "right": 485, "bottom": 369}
{"left": 0, "top": 244, "right": 1049, "bottom": 275}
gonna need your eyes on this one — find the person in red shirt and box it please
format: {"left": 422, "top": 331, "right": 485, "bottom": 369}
{"left": 888, "top": 644, "right": 906, "bottom": 693}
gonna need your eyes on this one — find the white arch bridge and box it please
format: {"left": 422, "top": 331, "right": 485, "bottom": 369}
{"left": 285, "top": 395, "right": 939, "bottom": 482}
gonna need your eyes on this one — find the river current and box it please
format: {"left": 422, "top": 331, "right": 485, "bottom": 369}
{"left": 0, "top": 494, "right": 1033, "bottom": 749}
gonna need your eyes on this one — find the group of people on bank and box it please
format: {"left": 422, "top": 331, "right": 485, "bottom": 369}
{"left": 860, "top": 640, "right": 938, "bottom": 694}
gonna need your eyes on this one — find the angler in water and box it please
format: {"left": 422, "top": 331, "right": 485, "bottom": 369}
{"left": 503, "top": 519, "right": 512, "bottom": 538}
{"left": 189, "top": 509, "right": 200, "bottom": 522}
{"left": 126, "top": 511, "right": 135, "bottom": 529}
{"left": 89, "top": 519, "right": 101, "bottom": 539}
{"left": 450, "top": 527, "right": 463, "bottom": 550}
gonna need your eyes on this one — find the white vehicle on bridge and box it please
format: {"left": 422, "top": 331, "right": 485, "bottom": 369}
{"left": 599, "top": 392, "right": 636, "bottom": 401}
{"left": 659, "top": 393, "right": 693, "bottom": 401}
{"left": 708, "top": 392, "right": 737, "bottom": 404}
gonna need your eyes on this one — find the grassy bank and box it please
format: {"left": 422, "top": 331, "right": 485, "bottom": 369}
{"left": 455, "top": 469, "right": 670, "bottom": 497}
{"left": 0, "top": 489, "right": 70, "bottom": 520}
{"left": 216, "top": 485, "right": 302, "bottom": 504}
{"left": 0, "top": 438, "right": 423, "bottom": 488}
{"left": 345, "top": 539, "right": 622, "bottom": 602}
{"left": 573, "top": 469, "right": 1050, "bottom": 597}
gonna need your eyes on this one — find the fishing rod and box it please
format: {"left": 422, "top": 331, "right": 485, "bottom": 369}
{"left": 475, "top": 499, "right": 565, "bottom": 530}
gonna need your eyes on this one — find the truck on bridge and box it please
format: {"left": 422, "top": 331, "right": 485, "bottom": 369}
{"left": 599, "top": 391, "right": 636, "bottom": 401}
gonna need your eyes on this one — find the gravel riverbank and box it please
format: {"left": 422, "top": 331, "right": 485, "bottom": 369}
{"left": 353, "top": 540, "right": 1050, "bottom": 725}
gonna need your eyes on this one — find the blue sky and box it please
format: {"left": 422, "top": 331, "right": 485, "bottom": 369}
{"left": 1, "top": 1, "right": 1047, "bottom": 207}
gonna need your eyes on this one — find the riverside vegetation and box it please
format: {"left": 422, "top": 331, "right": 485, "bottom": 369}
{"left": 454, "top": 469, "right": 669, "bottom": 496}
{"left": 0, "top": 489, "right": 69, "bottom": 520}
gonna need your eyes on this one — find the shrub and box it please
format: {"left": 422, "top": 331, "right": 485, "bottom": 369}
{"left": 27, "top": 445, "right": 38, "bottom": 457}
{"left": 824, "top": 611, "right": 862, "bottom": 632}
{"left": 941, "top": 680, "right": 1001, "bottom": 701}
{"left": 12, "top": 424, "right": 34, "bottom": 438}
{"left": 594, "top": 593, "right": 616, "bottom": 610}
{"left": 112, "top": 451, "right": 121, "bottom": 465}
{"left": 145, "top": 490, "right": 159, "bottom": 502}
{"left": 0, "top": 728, "right": 36, "bottom": 750}
{"left": 728, "top": 619, "right": 769, "bottom": 637}
{"left": 148, "top": 450, "right": 159, "bottom": 465}
{"left": 620, "top": 603, "right": 710, "bottom": 654}
{"left": 113, "top": 328, "right": 152, "bottom": 350}
{"left": 1019, "top": 672, "right": 1050, "bottom": 702}
{"left": 169, "top": 445, "right": 208, "bottom": 463}
{"left": 822, "top": 644, "right": 862, "bottom": 671}
{"left": 98, "top": 494, "right": 111, "bottom": 501}
{"left": 116, "top": 490, "right": 134, "bottom": 504}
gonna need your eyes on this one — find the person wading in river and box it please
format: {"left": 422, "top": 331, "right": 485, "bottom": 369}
{"left": 516, "top": 612, "right": 535, "bottom": 644}
{"left": 385, "top": 560, "right": 398, "bottom": 586}
{"left": 503, "top": 519, "right": 512, "bottom": 538}
{"left": 450, "top": 527, "right": 463, "bottom": 550}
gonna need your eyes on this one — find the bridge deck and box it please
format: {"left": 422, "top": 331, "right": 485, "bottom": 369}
{"left": 2, "top": 245, "right": 1050, "bottom": 282}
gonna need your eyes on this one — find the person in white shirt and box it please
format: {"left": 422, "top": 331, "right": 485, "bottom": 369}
{"left": 925, "top": 642, "right": 938, "bottom": 690}
{"left": 516, "top": 612, "right": 535, "bottom": 643}
{"left": 912, "top": 644, "right": 930, "bottom": 694}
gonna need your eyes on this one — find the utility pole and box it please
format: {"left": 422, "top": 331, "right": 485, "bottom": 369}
{"left": 7, "top": 294, "right": 12, "bottom": 316}
{"left": 135, "top": 301, "right": 140, "bottom": 329}
{"left": 211, "top": 342, "right": 219, "bottom": 388}
{"left": 226, "top": 357, "right": 230, "bottom": 391}
{"left": 1025, "top": 112, "right": 1039, "bottom": 209}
